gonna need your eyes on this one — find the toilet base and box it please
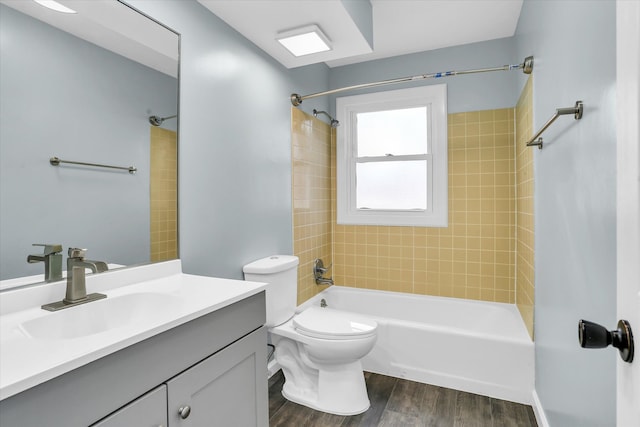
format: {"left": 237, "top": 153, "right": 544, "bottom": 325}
{"left": 280, "top": 361, "right": 370, "bottom": 416}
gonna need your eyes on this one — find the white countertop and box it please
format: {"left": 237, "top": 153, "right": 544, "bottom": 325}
{"left": 0, "top": 260, "right": 266, "bottom": 400}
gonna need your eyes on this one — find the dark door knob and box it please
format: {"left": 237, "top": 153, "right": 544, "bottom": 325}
{"left": 578, "top": 319, "right": 634, "bottom": 363}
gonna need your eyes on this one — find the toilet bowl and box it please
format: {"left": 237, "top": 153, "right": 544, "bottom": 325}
{"left": 243, "top": 255, "right": 378, "bottom": 416}
{"left": 271, "top": 307, "right": 377, "bottom": 415}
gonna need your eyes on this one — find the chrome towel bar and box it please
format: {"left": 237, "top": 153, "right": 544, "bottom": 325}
{"left": 50, "top": 157, "right": 137, "bottom": 174}
{"left": 526, "top": 101, "right": 583, "bottom": 150}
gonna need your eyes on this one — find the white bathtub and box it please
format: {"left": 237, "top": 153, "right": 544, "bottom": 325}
{"left": 297, "top": 286, "right": 534, "bottom": 404}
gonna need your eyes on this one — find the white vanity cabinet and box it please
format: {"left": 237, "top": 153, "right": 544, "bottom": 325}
{"left": 0, "top": 292, "right": 268, "bottom": 427}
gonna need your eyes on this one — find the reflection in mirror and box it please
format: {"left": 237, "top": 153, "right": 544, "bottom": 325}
{"left": 0, "top": 0, "right": 179, "bottom": 288}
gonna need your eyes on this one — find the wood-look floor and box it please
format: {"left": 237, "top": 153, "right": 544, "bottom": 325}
{"left": 269, "top": 371, "right": 538, "bottom": 427}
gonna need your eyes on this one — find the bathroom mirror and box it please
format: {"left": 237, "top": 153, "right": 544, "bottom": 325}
{"left": 0, "top": 0, "right": 179, "bottom": 287}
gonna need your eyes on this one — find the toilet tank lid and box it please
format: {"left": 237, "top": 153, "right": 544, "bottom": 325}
{"left": 243, "top": 255, "right": 299, "bottom": 274}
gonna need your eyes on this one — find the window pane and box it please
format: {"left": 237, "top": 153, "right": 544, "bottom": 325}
{"left": 357, "top": 107, "right": 427, "bottom": 157}
{"left": 356, "top": 160, "right": 427, "bottom": 210}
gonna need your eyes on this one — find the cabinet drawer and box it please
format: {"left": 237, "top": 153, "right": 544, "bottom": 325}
{"left": 91, "top": 385, "right": 167, "bottom": 427}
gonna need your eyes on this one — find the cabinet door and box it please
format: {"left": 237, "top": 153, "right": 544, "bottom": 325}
{"left": 91, "top": 385, "right": 167, "bottom": 427}
{"left": 167, "top": 327, "right": 268, "bottom": 427}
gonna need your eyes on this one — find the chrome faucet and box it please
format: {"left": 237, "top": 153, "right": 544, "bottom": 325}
{"left": 42, "top": 248, "right": 108, "bottom": 311}
{"left": 27, "top": 243, "right": 63, "bottom": 283}
{"left": 67, "top": 248, "right": 109, "bottom": 275}
{"left": 65, "top": 248, "right": 108, "bottom": 302}
{"left": 313, "top": 259, "right": 334, "bottom": 286}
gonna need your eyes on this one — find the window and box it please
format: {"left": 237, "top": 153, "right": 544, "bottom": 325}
{"left": 336, "top": 84, "right": 448, "bottom": 226}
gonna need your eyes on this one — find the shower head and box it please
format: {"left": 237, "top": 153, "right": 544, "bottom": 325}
{"left": 149, "top": 114, "right": 177, "bottom": 126}
{"left": 312, "top": 109, "right": 340, "bottom": 128}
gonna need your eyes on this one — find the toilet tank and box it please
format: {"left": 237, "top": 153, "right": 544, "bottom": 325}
{"left": 243, "top": 255, "right": 299, "bottom": 327}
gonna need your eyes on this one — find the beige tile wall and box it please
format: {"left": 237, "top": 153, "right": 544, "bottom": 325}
{"left": 292, "top": 102, "right": 535, "bottom": 326}
{"left": 515, "top": 76, "right": 535, "bottom": 339}
{"left": 331, "top": 108, "right": 517, "bottom": 303}
{"left": 291, "top": 108, "right": 333, "bottom": 304}
{"left": 150, "top": 126, "right": 178, "bottom": 262}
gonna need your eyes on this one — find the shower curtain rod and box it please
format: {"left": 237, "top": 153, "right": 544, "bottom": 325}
{"left": 290, "top": 56, "right": 534, "bottom": 106}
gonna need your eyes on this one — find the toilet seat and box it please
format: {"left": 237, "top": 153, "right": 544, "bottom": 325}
{"left": 292, "top": 307, "right": 377, "bottom": 340}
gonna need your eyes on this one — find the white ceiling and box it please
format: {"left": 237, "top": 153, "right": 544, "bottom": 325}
{"left": 0, "top": 0, "right": 179, "bottom": 77}
{"left": 200, "top": 0, "right": 524, "bottom": 69}
{"left": 3, "top": 0, "right": 523, "bottom": 74}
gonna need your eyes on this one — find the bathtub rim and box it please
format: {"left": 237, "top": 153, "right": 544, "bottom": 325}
{"left": 300, "top": 285, "right": 533, "bottom": 344}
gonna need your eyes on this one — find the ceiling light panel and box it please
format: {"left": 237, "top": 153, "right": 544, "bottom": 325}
{"left": 197, "top": 0, "right": 373, "bottom": 69}
{"left": 277, "top": 25, "right": 331, "bottom": 57}
{"left": 33, "top": 0, "right": 76, "bottom": 14}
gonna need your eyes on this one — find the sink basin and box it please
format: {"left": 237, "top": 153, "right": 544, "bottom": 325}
{"left": 19, "top": 292, "right": 181, "bottom": 340}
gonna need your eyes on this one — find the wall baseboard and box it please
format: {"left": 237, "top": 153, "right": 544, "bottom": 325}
{"left": 531, "top": 389, "right": 550, "bottom": 427}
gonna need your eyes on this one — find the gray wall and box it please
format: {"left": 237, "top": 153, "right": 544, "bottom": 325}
{"left": 127, "top": 0, "right": 329, "bottom": 280}
{"left": 328, "top": 36, "right": 519, "bottom": 114}
{"left": 515, "top": 1, "right": 617, "bottom": 426}
{"left": 0, "top": 5, "right": 177, "bottom": 279}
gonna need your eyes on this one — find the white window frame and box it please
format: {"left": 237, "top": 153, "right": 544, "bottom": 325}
{"left": 336, "top": 84, "right": 448, "bottom": 227}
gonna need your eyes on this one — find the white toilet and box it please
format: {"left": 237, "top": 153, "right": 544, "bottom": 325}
{"left": 243, "top": 255, "right": 378, "bottom": 416}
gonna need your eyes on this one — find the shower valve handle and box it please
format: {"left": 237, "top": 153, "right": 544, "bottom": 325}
{"left": 316, "top": 264, "right": 331, "bottom": 274}
{"left": 313, "top": 259, "right": 334, "bottom": 285}
{"left": 578, "top": 319, "right": 634, "bottom": 363}
{"left": 313, "top": 259, "right": 331, "bottom": 275}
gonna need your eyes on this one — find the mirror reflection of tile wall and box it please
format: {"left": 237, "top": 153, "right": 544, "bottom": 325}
{"left": 0, "top": 3, "right": 179, "bottom": 281}
{"left": 150, "top": 127, "right": 178, "bottom": 262}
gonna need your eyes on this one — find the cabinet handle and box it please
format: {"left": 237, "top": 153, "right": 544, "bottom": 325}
{"left": 178, "top": 405, "right": 191, "bottom": 419}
